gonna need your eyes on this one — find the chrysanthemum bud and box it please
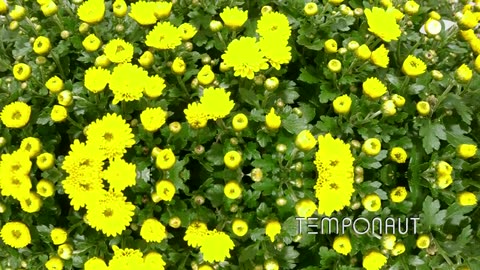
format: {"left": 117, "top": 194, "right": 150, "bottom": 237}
{"left": 9, "top": 21, "right": 19, "bottom": 30}
{"left": 209, "top": 20, "right": 223, "bottom": 32}
{"left": 58, "top": 90, "right": 73, "bottom": 106}
{"left": 169, "top": 217, "right": 181, "bottom": 228}
{"left": 261, "top": 5, "right": 273, "bottom": 14}
{"left": 276, "top": 144, "right": 287, "bottom": 153}
{"left": 0, "top": 202, "right": 5, "bottom": 213}
{"left": 79, "top": 22, "right": 89, "bottom": 34}
{"left": 169, "top": 121, "right": 182, "bottom": 133}
{"left": 265, "top": 77, "right": 279, "bottom": 91}
{"left": 184, "top": 41, "right": 193, "bottom": 51}
{"left": 60, "top": 30, "right": 70, "bottom": 39}
{"left": 328, "top": 59, "right": 342, "bottom": 73}
{"left": 347, "top": 40, "right": 360, "bottom": 51}
{"left": 354, "top": 8, "right": 364, "bottom": 16}
{"left": 251, "top": 168, "right": 263, "bottom": 182}
{"left": 304, "top": 3, "right": 318, "bottom": 16}
{"left": 194, "top": 145, "right": 205, "bottom": 155}
{"left": 151, "top": 147, "right": 162, "bottom": 158}
{"left": 276, "top": 197, "right": 287, "bottom": 206}
{"left": 431, "top": 70, "right": 443, "bottom": 80}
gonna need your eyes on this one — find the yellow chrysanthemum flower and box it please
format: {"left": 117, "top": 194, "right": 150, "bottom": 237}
{"left": 390, "top": 186, "right": 408, "bottom": 203}
{"left": 129, "top": 1, "right": 157, "bottom": 25}
{"left": 143, "top": 252, "right": 166, "bottom": 270}
{"left": 224, "top": 181, "right": 242, "bottom": 199}
{"left": 184, "top": 221, "right": 209, "bottom": 248}
{"left": 84, "top": 257, "right": 108, "bottom": 270}
{"left": 62, "top": 175, "right": 104, "bottom": 211}
{"left": 332, "top": 235, "right": 352, "bottom": 255}
{"left": 416, "top": 234, "right": 430, "bottom": 249}
{"left": 265, "top": 220, "right": 281, "bottom": 242}
{"left": 61, "top": 139, "right": 105, "bottom": 178}
{"left": 457, "top": 144, "right": 477, "bottom": 159}
{"left": 259, "top": 38, "right": 292, "bottom": 70}
{"left": 402, "top": 55, "right": 427, "bottom": 77}
{"left": 33, "top": 36, "right": 51, "bottom": 55}
{"left": 0, "top": 149, "right": 32, "bottom": 176}
{"left": 200, "top": 230, "right": 235, "bottom": 263}
{"left": 222, "top": 37, "right": 269, "bottom": 79}
{"left": 224, "top": 151, "right": 242, "bottom": 170}
{"left": 45, "top": 256, "right": 63, "bottom": 270}
{"left": 1, "top": 174, "right": 32, "bottom": 200}
{"left": 45, "top": 76, "right": 64, "bottom": 93}
{"left": 295, "top": 130, "right": 316, "bottom": 151}
{"left": 256, "top": 11, "right": 291, "bottom": 41}
{"left": 457, "top": 191, "right": 477, "bottom": 206}
{"left": 82, "top": 33, "right": 102, "bottom": 52}
{"left": 370, "top": 44, "right": 389, "bottom": 68}
{"left": 84, "top": 66, "right": 110, "bottom": 93}
{"left": 20, "top": 137, "right": 42, "bottom": 158}
{"left": 265, "top": 108, "right": 281, "bottom": 131}
{"left": 19, "top": 191, "right": 43, "bottom": 213}
{"left": 232, "top": 219, "right": 248, "bottom": 237}
{"left": 155, "top": 149, "right": 176, "bottom": 170}
{"left": 103, "top": 158, "right": 136, "bottom": 191}
{"left": 155, "top": 179, "right": 176, "bottom": 201}
{"left": 153, "top": 1, "right": 172, "bottom": 19}
{"left": 104, "top": 39, "right": 134, "bottom": 63}
{"left": 362, "top": 251, "right": 387, "bottom": 270}
{"left": 0, "top": 101, "right": 31, "bottom": 128}
{"left": 178, "top": 23, "right": 198, "bottom": 40}
{"left": 362, "top": 194, "right": 381, "bottom": 212}
{"left": 333, "top": 94, "right": 352, "bottom": 115}
{"left": 109, "top": 63, "right": 149, "bottom": 104}
{"left": 184, "top": 102, "right": 209, "bottom": 129}
{"left": 295, "top": 198, "right": 317, "bottom": 218}
{"left": 199, "top": 87, "right": 235, "bottom": 120}
{"left": 364, "top": 7, "right": 401, "bottom": 42}
{"left": 390, "top": 147, "right": 408, "bottom": 163}
{"left": 456, "top": 64, "right": 473, "bottom": 83}
{"left": 85, "top": 113, "right": 135, "bottom": 160}
{"left": 85, "top": 190, "right": 135, "bottom": 237}
{"left": 145, "top": 22, "right": 182, "bottom": 50}
{"left": 36, "top": 179, "right": 55, "bottom": 197}
{"left": 197, "top": 65, "right": 215, "bottom": 85}
{"left": 50, "top": 228, "right": 68, "bottom": 245}
{"left": 220, "top": 6, "right": 248, "bottom": 29}
{"left": 140, "top": 218, "right": 167, "bottom": 243}
{"left": 13, "top": 63, "right": 31, "bottom": 81}
{"left": 51, "top": 105, "right": 68, "bottom": 122}
{"left": 109, "top": 246, "right": 144, "bottom": 270}
{"left": 77, "top": 0, "right": 105, "bottom": 24}
{"left": 144, "top": 75, "right": 166, "bottom": 98}
{"left": 0, "top": 221, "right": 31, "bottom": 248}
{"left": 140, "top": 107, "right": 168, "bottom": 132}
{"left": 362, "top": 77, "right": 387, "bottom": 99}
{"left": 362, "top": 138, "right": 382, "bottom": 156}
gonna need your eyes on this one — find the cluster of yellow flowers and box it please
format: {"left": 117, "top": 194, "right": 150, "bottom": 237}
{"left": 184, "top": 87, "right": 235, "bottom": 128}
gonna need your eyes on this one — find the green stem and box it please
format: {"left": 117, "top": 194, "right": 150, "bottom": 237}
{"left": 431, "top": 82, "right": 454, "bottom": 113}
{"left": 285, "top": 148, "right": 299, "bottom": 169}
{"left": 175, "top": 75, "right": 189, "bottom": 100}
{"left": 67, "top": 116, "right": 84, "bottom": 130}
{"left": 216, "top": 32, "right": 227, "bottom": 49}
{"left": 398, "top": 76, "right": 410, "bottom": 96}
{"left": 51, "top": 52, "right": 66, "bottom": 80}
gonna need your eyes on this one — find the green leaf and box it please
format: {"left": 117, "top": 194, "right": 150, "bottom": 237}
{"left": 283, "top": 114, "right": 308, "bottom": 134}
{"left": 443, "top": 93, "right": 473, "bottom": 124}
{"left": 419, "top": 120, "right": 446, "bottom": 154}
{"left": 318, "top": 246, "right": 338, "bottom": 268}
{"left": 420, "top": 196, "right": 447, "bottom": 229}
{"left": 239, "top": 243, "right": 259, "bottom": 262}
{"left": 298, "top": 68, "right": 321, "bottom": 84}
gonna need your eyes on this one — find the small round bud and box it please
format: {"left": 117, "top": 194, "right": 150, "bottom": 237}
{"left": 201, "top": 55, "right": 212, "bottom": 65}
{"left": 79, "top": 22, "right": 89, "bottom": 34}
{"left": 351, "top": 202, "right": 361, "bottom": 210}
{"left": 261, "top": 5, "right": 273, "bottom": 14}
{"left": 0, "top": 137, "right": 6, "bottom": 148}
{"left": 254, "top": 75, "right": 265, "bottom": 86}
{"left": 276, "top": 144, "right": 287, "bottom": 154}
{"left": 169, "top": 217, "right": 182, "bottom": 228}
{"left": 169, "top": 121, "right": 182, "bottom": 133}
{"left": 60, "top": 30, "right": 70, "bottom": 39}
{"left": 338, "top": 47, "right": 348, "bottom": 55}
{"left": 0, "top": 202, "right": 6, "bottom": 213}
{"left": 276, "top": 99, "right": 285, "bottom": 108}
{"left": 115, "top": 24, "right": 125, "bottom": 32}
{"left": 276, "top": 197, "right": 287, "bottom": 206}
{"left": 251, "top": 168, "right": 263, "bottom": 182}
{"left": 230, "top": 204, "right": 238, "bottom": 212}
{"left": 354, "top": 175, "right": 364, "bottom": 184}
{"left": 194, "top": 145, "right": 205, "bottom": 155}
{"left": 194, "top": 195, "right": 205, "bottom": 205}
{"left": 184, "top": 42, "right": 193, "bottom": 51}
{"left": 354, "top": 8, "right": 364, "bottom": 16}
{"left": 355, "top": 166, "right": 364, "bottom": 176}
{"left": 275, "top": 242, "right": 284, "bottom": 250}
{"left": 151, "top": 147, "right": 162, "bottom": 158}
{"left": 292, "top": 108, "right": 303, "bottom": 117}
{"left": 295, "top": 178, "right": 303, "bottom": 188}
{"left": 351, "top": 140, "right": 361, "bottom": 149}
{"left": 21, "top": 82, "right": 27, "bottom": 89}
{"left": 295, "top": 162, "right": 303, "bottom": 172}
{"left": 347, "top": 41, "right": 360, "bottom": 51}
{"left": 209, "top": 20, "right": 223, "bottom": 32}
{"left": 264, "top": 77, "right": 279, "bottom": 91}
{"left": 191, "top": 78, "right": 199, "bottom": 89}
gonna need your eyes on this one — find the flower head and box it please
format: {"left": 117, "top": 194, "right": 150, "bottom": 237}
{"left": 140, "top": 107, "right": 167, "bottom": 132}
{"left": 184, "top": 221, "right": 209, "bottom": 248}
{"left": 402, "top": 55, "right": 427, "bottom": 77}
{"left": 84, "top": 66, "right": 110, "bottom": 93}
{"left": 140, "top": 218, "right": 167, "bottom": 243}
{"left": 362, "top": 251, "right": 387, "bottom": 270}
{"left": 109, "top": 246, "right": 144, "bottom": 269}
{"left": 224, "top": 181, "right": 242, "bottom": 199}
{"left": 155, "top": 180, "right": 176, "bottom": 201}
{"left": 265, "top": 108, "right": 281, "bottom": 130}
{"left": 390, "top": 186, "right": 408, "bottom": 203}
{"left": 51, "top": 105, "right": 67, "bottom": 122}
{"left": 84, "top": 257, "right": 108, "bottom": 270}
{"left": 200, "top": 87, "right": 235, "bottom": 120}
{"left": 103, "top": 158, "right": 136, "bottom": 191}
{"left": 45, "top": 76, "right": 64, "bottom": 93}
{"left": 178, "top": 23, "right": 198, "bottom": 40}
{"left": 144, "top": 252, "right": 166, "bottom": 270}
{"left": 50, "top": 228, "right": 67, "bottom": 245}
{"left": 129, "top": 1, "right": 157, "bottom": 25}
{"left": 362, "top": 77, "right": 387, "bottom": 99}
{"left": 456, "top": 64, "right": 473, "bottom": 83}
{"left": 144, "top": 75, "right": 166, "bottom": 98}
{"left": 145, "top": 22, "right": 182, "bottom": 50}
{"left": 256, "top": 11, "right": 291, "bottom": 41}
{"left": 77, "top": 0, "right": 105, "bottom": 24}
{"left": 333, "top": 94, "right": 352, "bottom": 115}
{"left": 200, "top": 230, "right": 235, "bottom": 263}
{"left": 224, "top": 151, "right": 242, "bottom": 169}
{"left": 295, "top": 130, "right": 316, "bottom": 151}
{"left": 333, "top": 235, "right": 352, "bottom": 255}
{"left": 1, "top": 101, "right": 31, "bottom": 128}
{"left": 457, "top": 144, "right": 477, "bottom": 159}
{"left": 155, "top": 149, "right": 176, "bottom": 170}
{"left": 259, "top": 38, "right": 292, "bottom": 70}
{"left": 220, "top": 6, "right": 248, "bottom": 29}
{"left": 265, "top": 220, "right": 281, "bottom": 242}
{"left": 184, "top": 102, "right": 208, "bottom": 129}
{"left": 222, "top": 37, "right": 269, "bottom": 79}
{"left": 232, "top": 219, "right": 248, "bottom": 237}
{"left": 390, "top": 147, "right": 408, "bottom": 163}
{"left": 13, "top": 63, "right": 31, "bottom": 81}
{"left": 0, "top": 221, "right": 31, "bottom": 248}
{"left": 362, "top": 194, "right": 381, "bottom": 212}
{"left": 370, "top": 44, "right": 389, "bottom": 68}
{"left": 109, "top": 63, "right": 149, "bottom": 104}
{"left": 197, "top": 65, "right": 215, "bottom": 85}
{"left": 457, "top": 191, "right": 477, "bottom": 206}
{"left": 295, "top": 199, "right": 317, "bottom": 218}
{"left": 364, "top": 7, "right": 401, "bottom": 42}
{"left": 104, "top": 39, "right": 134, "bottom": 63}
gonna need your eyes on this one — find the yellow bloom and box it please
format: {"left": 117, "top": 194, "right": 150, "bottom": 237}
{"left": 184, "top": 102, "right": 208, "bottom": 129}
{"left": 332, "top": 235, "right": 351, "bottom": 255}
{"left": 391, "top": 242, "right": 405, "bottom": 256}
{"left": 0, "top": 101, "right": 31, "bottom": 128}
{"left": 144, "top": 75, "right": 166, "bottom": 98}
{"left": 416, "top": 101, "right": 430, "bottom": 116}
{"left": 264, "top": 259, "right": 279, "bottom": 270}
{"left": 103, "top": 158, "right": 136, "bottom": 191}
{"left": 45, "top": 256, "right": 63, "bottom": 270}
{"left": 402, "top": 55, "right": 427, "bottom": 77}
{"left": 404, "top": 0, "right": 420, "bottom": 15}
{"left": 184, "top": 221, "right": 208, "bottom": 248}
{"left": 390, "top": 147, "right": 407, "bottom": 163}
{"left": 155, "top": 149, "right": 176, "bottom": 170}
{"left": 456, "top": 64, "right": 473, "bottom": 83}
{"left": 129, "top": 1, "right": 157, "bottom": 25}
{"left": 416, "top": 234, "right": 430, "bottom": 249}
{"left": 259, "top": 38, "right": 292, "bottom": 70}
{"left": 362, "top": 251, "right": 387, "bottom": 270}
{"left": 140, "top": 218, "right": 167, "bottom": 243}
{"left": 436, "top": 174, "right": 453, "bottom": 189}
{"left": 41, "top": 1, "right": 58, "bottom": 17}
{"left": 109, "top": 63, "right": 149, "bottom": 104}
{"left": 198, "top": 265, "right": 214, "bottom": 270}
{"left": 224, "top": 151, "right": 242, "bottom": 169}
{"left": 362, "top": 138, "right": 382, "bottom": 156}
{"left": 390, "top": 186, "right": 407, "bottom": 203}
{"left": 84, "top": 66, "right": 110, "bottom": 93}
{"left": 457, "top": 144, "right": 477, "bottom": 159}
{"left": 33, "top": 36, "right": 51, "bottom": 55}
{"left": 382, "top": 234, "right": 396, "bottom": 250}
{"left": 197, "top": 65, "right": 215, "bottom": 85}
{"left": 145, "top": 22, "right": 182, "bottom": 50}
{"left": 85, "top": 190, "right": 135, "bottom": 237}
{"left": 0, "top": 221, "right": 31, "bottom": 248}
{"left": 77, "top": 0, "right": 105, "bottom": 24}
{"left": 370, "top": 44, "right": 389, "bottom": 68}
{"left": 355, "top": 44, "right": 371, "bottom": 60}
{"left": 155, "top": 180, "right": 176, "bottom": 201}
{"left": 333, "top": 94, "right": 352, "bottom": 115}
{"left": 221, "top": 37, "right": 269, "bottom": 79}
{"left": 364, "top": 7, "right": 401, "bottom": 42}
{"left": 20, "top": 137, "right": 42, "bottom": 158}
{"left": 171, "top": 57, "right": 186, "bottom": 75}
{"left": 139, "top": 51, "right": 154, "bottom": 69}
{"left": 295, "top": 130, "right": 316, "bottom": 151}
{"left": 436, "top": 161, "right": 453, "bottom": 176}
{"left": 256, "top": 11, "right": 291, "bottom": 41}
{"left": 200, "top": 87, "right": 235, "bottom": 120}
{"left": 140, "top": 107, "right": 167, "bottom": 132}
{"left": 178, "top": 23, "right": 197, "bottom": 40}
{"left": 459, "top": 10, "right": 479, "bottom": 29}
{"left": 362, "top": 77, "right": 387, "bottom": 99}
{"left": 457, "top": 191, "right": 477, "bottom": 206}
{"left": 362, "top": 194, "right": 381, "bottom": 212}
{"left": 232, "top": 113, "right": 248, "bottom": 131}
{"left": 84, "top": 257, "right": 108, "bottom": 270}
{"left": 50, "top": 228, "right": 67, "bottom": 245}
{"left": 9, "top": 5, "right": 25, "bottom": 20}
{"left": 324, "top": 39, "right": 337, "bottom": 53}
{"left": 51, "top": 105, "right": 68, "bottom": 122}
{"left": 265, "top": 220, "right": 281, "bottom": 242}
{"left": 37, "top": 179, "right": 55, "bottom": 197}
{"left": 104, "top": 38, "right": 133, "bottom": 63}
{"left": 327, "top": 59, "right": 342, "bottom": 73}
{"left": 153, "top": 1, "right": 172, "bottom": 19}
{"left": 304, "top": 3, "right": 318, "bottom": 16}
{"left": 0, "top": 1, "right": 7, "bottom": 14}
{"left": 382, "top": 99, "right": 396, "bottom": 116}
{"left": 109, "top": 246, "right": 144, "bottom": 270}
{"left": 265, "top": 108, "right": 281, "bottom": 130}
{"left": 200, "top": 230, "right": 235, "bottom": 263}
{"left": 112, "top": 0, "right": 127, "bottom": 18}
{"left": 220, "top": 6, "right": 248, "bottom": 29}
{"left": 460, "top": 29, "right": 476, "bottom": 41}
{"left": 82, "top": 34, "right": 102, "bottom": 52}
{"left": 295, "top": 198, "right": 317, "bottom": 218}
{"left": 20, "top": 191, "right": 43, "bottom": 213}
{"left": 85, "top": 113, "right": 135, "bottom": 160}
{"left": 143, "top": 252, "right": 166, "bottom": 270}
{"left": 45, "top": 76, "right": 64, "bottom": 93}
{"left": 13, "top": 63, "right": 31, "bottom": 81}
{"left": 232, "top": 219, "right": 248, "bottom": 237}
{"left": 224, "top": 181, "right": 242, "bottom": 199}
{"left": 58, "top": 243, "right": 73, "bottom": 260}
{"left": 391, "top": 94, "right": 405, "bottom": 107}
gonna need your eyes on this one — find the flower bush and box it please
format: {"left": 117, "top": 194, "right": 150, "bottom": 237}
{"left": 0, "top": 0, "right": 480, "bottom": 269}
